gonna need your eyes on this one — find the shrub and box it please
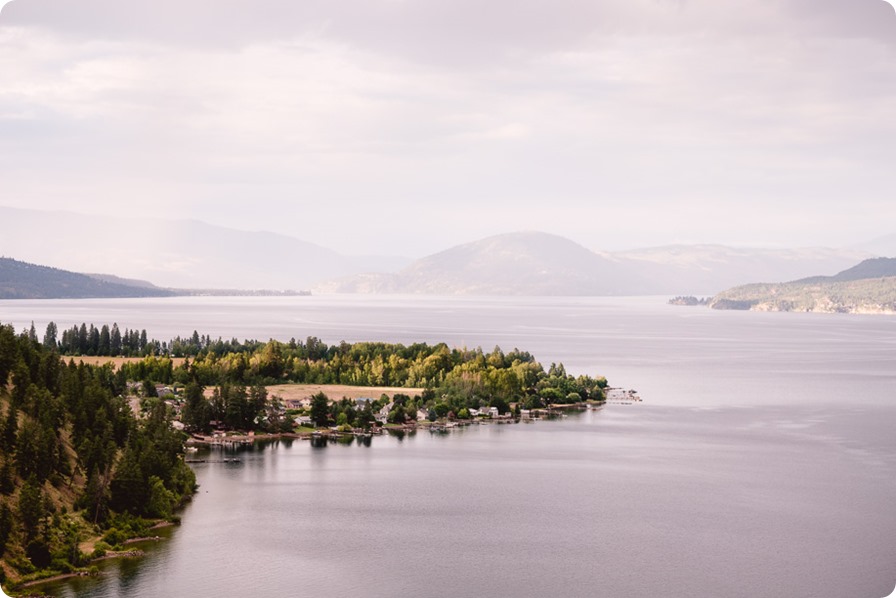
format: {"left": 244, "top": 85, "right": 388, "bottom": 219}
{"left": 102, "top": 528, "right": 126, "bottom": 548}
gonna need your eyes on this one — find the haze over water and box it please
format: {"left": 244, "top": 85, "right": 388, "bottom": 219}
{"left": 5, "top": 295, "right": 895, "bottom": 598}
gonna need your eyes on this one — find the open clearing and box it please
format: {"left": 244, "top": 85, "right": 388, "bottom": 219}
{"left": 265, "top": 384, "right": 425, "bottom": 402}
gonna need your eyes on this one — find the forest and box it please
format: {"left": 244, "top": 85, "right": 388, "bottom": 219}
{"left": 51, "top": 322, "right": 607, "bottom": 430}
{"left": 0, "top": 320, "right": 607, "bottom": 591}
{"left": 0, "top": 322, "right": 195, "bottom": 593}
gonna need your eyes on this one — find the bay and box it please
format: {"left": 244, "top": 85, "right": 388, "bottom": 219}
{"left": 3, "top": 295, "right": 895, "bottom": 597}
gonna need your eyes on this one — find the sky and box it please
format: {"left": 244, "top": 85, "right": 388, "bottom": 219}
{"left": 1, "top": 0, "right": 895, "bottom": 257}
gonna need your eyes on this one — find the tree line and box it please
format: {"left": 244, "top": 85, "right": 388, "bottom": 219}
{"left": 38, "top": 321, "right": 607, "bottom": 429}
{"left": 0, "top": 319, "right": 610, "bottom": 587}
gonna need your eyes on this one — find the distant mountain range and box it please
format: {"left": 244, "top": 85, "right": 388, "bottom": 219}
{"left": 0, "top": 257, "right": 312, "bottom": 299}
{"left": 0, "top": 257, "right": 175, "bottom": 299}
{"left": 709, "top": 258, "right": 896, "bottom": 314}
{"left": 0, "top": 206, "right": 889, "bottom": 297}
{"left": 315, "top": 232, "right": 874, "bottom": 296}
{"left": 0, "top": 206, "right": 409, "bottom": 290}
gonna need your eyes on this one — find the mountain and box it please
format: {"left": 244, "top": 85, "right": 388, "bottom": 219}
{"left": 85, "top": 273, "right": 167, "bottom": 289}
{"left": 0, "top": 205, "right": 877, "bottom": 295}
{"left": 792, "top": 257, "right": 896, "bottom": 284}
{"left": 316, "top": 232, "right": 649, "bottom": 295}
{"left": 316, "top": 233, "right": 873, "bottom": 296}
{"left": 709, "top": 258, "right": 896, "bottom": 314}
{"left": 0, "top": 206, "right": 410, "bottom": 290}
{"left": 610, "top": 244, "right": 872, "bottom": 293}
{"left": 0, "top": 257, "right": 176, "bottom": 299}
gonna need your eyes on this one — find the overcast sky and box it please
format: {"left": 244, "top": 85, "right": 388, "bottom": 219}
{"left": 1, "top": 0, "right": 894, "bottom": 256}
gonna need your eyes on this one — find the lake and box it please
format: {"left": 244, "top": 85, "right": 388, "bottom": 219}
{"left": 2, "top": 295, "right": 895, "bottom": 597}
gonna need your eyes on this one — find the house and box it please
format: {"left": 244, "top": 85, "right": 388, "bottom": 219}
{"left": 284, "top": 398, "right": 306, "bottom": 410}
{"left": 376, "top": 402, "right": 393, "bottom": 424}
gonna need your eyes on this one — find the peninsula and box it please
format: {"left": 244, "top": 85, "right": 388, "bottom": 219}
{"left": 0, "top": 320, "right": 608, "bottom": 593}
{"left": 709, "top": 257, "right": 896, "bottom": 314}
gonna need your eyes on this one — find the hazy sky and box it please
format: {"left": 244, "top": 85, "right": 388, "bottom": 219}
{"left": 1, "top": 0, "right": 894, "bottom": 256}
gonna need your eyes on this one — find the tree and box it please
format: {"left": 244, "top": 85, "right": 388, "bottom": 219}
{"left": 147, "top": 476, "right": 175, "bottom": 519}
{"left": 356, "top": 402, "right": 375, "bottom": 430}
{"left": 18, "top": 476, "right": 45, "bottom": 541}
{"left": 77, "top": 323, "right": 88, "bottom": 354}
{"left": 0, "top": 501, "right": 12, "bottom": 556}
{"left": 490, "top": 395, "right": 510, "bottom": 415}
{"left": 142, "top": 379, "right": 158, "bottom": 398}
{"left": 10, "top": 359, "right": 30, "bottom": 409}
{"left": 110, "top": 323, "right": 122, "bottom": 356}
{"left": 0, "top": 324, "right": 16, "bottom": 385}
{"left": 42, "top": 322, "right": 58, "bottom": 351}
{"left": 182, "top": 382, "right": 211, "bottom": 433}
{"left": 388, "top": 404, "right": 406, "bottom": 424}
{"left": 99, "top": 325, "right": 111, "bottom": 355}
{"left": 1, "top": 406, "right": 17, "bottom": 453}
{"left": 310, "top": 392, "right": 330, "bottom": 428}
{"left": 79, "top": 468, "right": 111, "bottom": 524}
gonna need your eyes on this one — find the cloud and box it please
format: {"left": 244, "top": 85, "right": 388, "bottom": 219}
{"left": 0, "top": 0, "right": 894, "bottom": 254}
{"left": 2, "top": 1, "right": 894, "bottom": 53}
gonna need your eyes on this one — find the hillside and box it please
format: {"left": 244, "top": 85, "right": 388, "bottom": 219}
{"left": 0, "top": 206, "right": 880, "bottom": 296}
{"left": 315, "top": 233, "right": 874, "bottom": 296}
{"left": 0, "top": 323, "right": 195, "bottom": 592}
{"left": 806, "top": 257, "right": 896, "bottom": 282}
{"left": 0, "top": 258, "right": 175, "bottom": 299}
{"left": 0, "top": 206, "right": 410, "bottom": 290}
{"left": 612, "top": 244, "right": 872, "bottom": 293}
{"left": 710, "top": 258, "right": 896, "bottom": 314}
{"left": 316, "top": 232, "right": 656, "bottom": 296}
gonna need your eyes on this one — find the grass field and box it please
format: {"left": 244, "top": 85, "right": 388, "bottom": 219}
{"left": 265, "top": 384, "right": 425, "bottom": 402}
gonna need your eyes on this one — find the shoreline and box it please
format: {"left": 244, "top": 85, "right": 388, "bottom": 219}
{"left": 10, "top": 401, "right": 616, "bottom": 594}
{"left": 184, "top": 401, "right": 611, "bottom": 448}
{"left": 12, "top": 522, "right": 177, "bottom": 592}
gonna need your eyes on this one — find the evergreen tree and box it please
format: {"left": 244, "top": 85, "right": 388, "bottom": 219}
{"left": 310, "top": 392, "right": 330, "bottom": 428}
{"left": 0, "top": 460, "right": 14, "bottom": 495}
{"left": 42, "top": 322, "right": 58, "bottom": 351}
{"left": 0, "top": 324, "right": 17, "bottom": 385}
{"left": 18, "top": 476, "right": 44, "bottom": 541}
{"left": 78, "top": 323, "right": 88, "bottom": 354}
{"left": 182, "top": 382, "right": 211, "bottom": 433}
{"left": 1, "top": 406, "right": 17, "bottom": 453}
{"left": 110, "top": 323, "right": 122, "bottom": 356}
{"left": 99, "top": 325, "right": 111, "bottom": 355}
{"left": 0, "top": 501, "right": 12, "bottom": 556}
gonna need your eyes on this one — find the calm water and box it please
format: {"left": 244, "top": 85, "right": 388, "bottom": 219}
{"left": 2, "top": 296, "right": 895, "bottom": 598}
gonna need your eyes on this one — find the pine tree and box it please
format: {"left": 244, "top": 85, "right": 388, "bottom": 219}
{"left": 110, "top": 323, "right": 122, "bottom": 356}
{"left": 42, "top": 322, "right": 58, "bottom": 350}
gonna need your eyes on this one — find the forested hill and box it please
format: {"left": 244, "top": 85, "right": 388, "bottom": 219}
{"left": 709, "top": 258, "right": 896, "bottom": 314}
{"left": 0, "top": 321, "right": 196, "bottom": 592}
{"left": 0, "top": 258, "right": 174, "bottom": 299}
{"left": 794, "top": 257, "right": 896, "bottom": 284}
